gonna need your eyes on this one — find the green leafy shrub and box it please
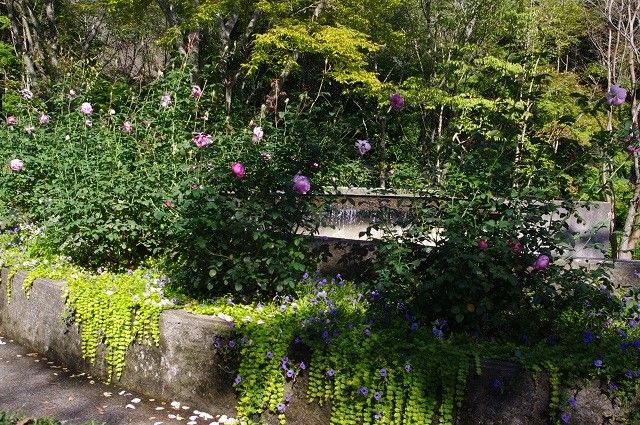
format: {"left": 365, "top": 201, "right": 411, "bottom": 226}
{"left": 0, "top": 66, "right": 333, "bottom": 295}
{"left": 370, "top": 184, "right": 615, "bottom": 338}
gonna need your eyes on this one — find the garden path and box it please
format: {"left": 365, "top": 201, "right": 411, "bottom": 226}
{"left": 0, "top": 335, "right": 233, "bottom": 425}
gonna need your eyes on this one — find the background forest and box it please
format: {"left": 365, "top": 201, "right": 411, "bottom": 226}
{"left": 1, "top": 0, "right": 640, "bottom": 271}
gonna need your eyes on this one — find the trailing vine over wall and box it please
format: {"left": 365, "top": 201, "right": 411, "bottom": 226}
{"left": 190, "top": 277, "right": 476, "bottom": 425}
{"left": 65, "top": 270, "right": 166, "bottom": 378}
{"left": 0, "top": 235, "right": 169, "bottom": 379}
{"left": 189, "top": 274, "right": 640, "bottom": 425}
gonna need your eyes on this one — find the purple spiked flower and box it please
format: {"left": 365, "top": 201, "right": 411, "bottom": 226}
{"left": 292, "top": 174, "right": 311, "bottom": 194}
{"left": 389, "top": 93, "right": 405, "bottom": 111}
{"left": 533, "top": 254, "right": 550, "bottom": 270}
{"left": 607, "top": 85, "right": 627, "bottom": 106}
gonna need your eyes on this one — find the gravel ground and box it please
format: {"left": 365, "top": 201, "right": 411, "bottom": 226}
{"left": 0, "top": 335, "right": 238, "bottom": 425}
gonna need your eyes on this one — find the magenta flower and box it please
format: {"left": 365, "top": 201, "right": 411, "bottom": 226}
{"left": 508, "top": 240, "right": 523, "bottom": 254}
{"left": 191, "top": 85, "right": 203, "bottom": 99}
{"left": 160, "top": 93, "right": 172, "bottom": 108}
{"left": 39, "top": 114, "right": 50, "bottom": 125}
{"left": 389, "top": 93, "right": 405, "bottom": 111}
{"left": 355, "top": 139, "right": 371, "bottom": 155}
{"left": 252, "top": 126, "right": 264, "bottom": 144}
{"left": 533, "top": 254, "right": 550, "bottom": 270}
{"left": 293, "top": 174, "right": 311, "bottom": 194}
{"left": 163, "top": 199, "right": 174, "bottom": 208}
{"left": 6, "top": 116, "right": 17, "bottom": 126}
{"left": 9, "top": 159, "right": 23, "bottom": 171}
{"left": 122, "top": 121, "right": 133, "bottom": 133}
{"left": 478, "top": 239, "right": 489, "bottom": 250}
{"left": 192, "top": 132, "right": 212, "bottom": 148}
{"left": 607, "top": 85, "right": 627, "bottom": 106}
{"left": 80, "top": 102, "right": 93, "bottom": 115}
{"left": 231, "top": 162, "right": 246, "bottom": 178}
{"left": 20, "top": 88, "right": 33, "bottom": 100}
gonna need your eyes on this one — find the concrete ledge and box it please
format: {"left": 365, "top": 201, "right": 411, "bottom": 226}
{"left": 0, "top": 269, "right": 238, "bottom": 415}
{"left": 0, "top": 268, "right": 629, "bottom": 424}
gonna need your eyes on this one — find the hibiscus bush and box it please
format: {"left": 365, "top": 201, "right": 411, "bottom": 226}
{"left": 0, "top": 66, "right": 332, "bottom": 295}
{"left": 370, "top": 180, "right": 615, "bottom": 338}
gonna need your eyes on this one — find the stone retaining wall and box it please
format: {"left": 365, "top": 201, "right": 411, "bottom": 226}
{"left": 0, "top": 269, "right": 628, "bottom": 424}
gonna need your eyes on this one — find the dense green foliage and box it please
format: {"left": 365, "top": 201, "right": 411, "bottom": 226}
{"left": 370, "top": 187, "right": 615, "bottom": 337}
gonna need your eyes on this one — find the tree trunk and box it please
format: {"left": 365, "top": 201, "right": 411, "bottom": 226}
{"left": 617, "top": 0, "right": 640, "bottom": 259}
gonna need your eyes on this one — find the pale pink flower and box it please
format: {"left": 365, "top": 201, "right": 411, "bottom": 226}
{"left": 69, "top": 89, "right": 77, "bottom": 99}
{"left": 25, "top": 125, "right": 35, "bottom": 134}
{"left": 192, "top": 132, "right": 212, "bottom": 148}
{"left": 163, "top": 199, "right": 174, "bottom": 208}
{"left": 80, "top": 102, "right": 93, "bottom": 115}
{"left": 6, "top": 116, "right": 17, "bottom": 126}
{"left": 161, "top": 93, "right": 172, "bottom": 107}
{"left": 9, "top": 159, "right": 23, "bottom": 171}
{"left": 108, "top": 109, "right": 116, "bottom": 115}
{"left": 191, "top": 85, "right": 202, "bottom": 99}
{"left": 84, "top": 119, "right": 93, "bottom": 127}
{"left": 252, "top": 126, "right": 264, "bottom": 144}
{"left": 231, "top": 162, "right": 245, "bottom": 178}
{"left": 355, "top": 139, "right": 371, "bottom": 155}
{"left": 39, "top": 114, "right": 50, "bottom": 125}
{"left": 122, "top": 121, "right": 133, "bottom": 133}
{"left": 20, "top": 88, "right": 33, "bottom": 100}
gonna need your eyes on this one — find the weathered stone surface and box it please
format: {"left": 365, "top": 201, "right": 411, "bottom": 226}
{"left": 569, "top": 383, "right": 626, "bottom": 425}
{"left": 458, "top": 360, "right": 550, "bottom": 425}
{"left": 0, "top": 269, "right": 238, "bottom": 415}
{"left": 573, "top": 258, "right": 640, "bottom": 289}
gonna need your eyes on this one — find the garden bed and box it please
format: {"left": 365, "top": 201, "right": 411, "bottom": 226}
{"left": 0, "top": 268, "right": 630, "bottom": 425}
